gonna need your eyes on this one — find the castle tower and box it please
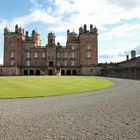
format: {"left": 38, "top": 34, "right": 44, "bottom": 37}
{"left": 32, "top": 30, "right": 41, "bottom": 47}
{"left": 79, "top": 24, "right": 98, "bottom": 66}
{"left": 79, "top": 26, "right": 84, "bottom": 34}
{"left": 131, "top": 50, "right": 136, "bottom": 59}
{"left": 4, "top": 25, "right": 23, "bottom": 67}
{"left": 48, "top": 32, "right": 56, "bottom": 46}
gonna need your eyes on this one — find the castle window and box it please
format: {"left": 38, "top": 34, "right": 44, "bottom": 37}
{"left": 72, "top": 52, "right": 75, "bottom": 58}
{"left": 57, "top": 61, "right": 60, "bottom": 66}
{"left": 35, "top": 53, "right": 38, "bottom": 58}
{"left": 87, "top": 52, "right": 91, "bottom": 58}
{"left": 11, "top": 37, "right": 15, "bottom": 49}
{"left": 87, "top": 44, "right": 91, "bottom": 50}
{"left": 11, "top": 52, "right": 14, "bottom": 58}
{"left": 11, "top": 60, "right": 14, "bottom": 66}
{"left": 64, "top": 52, "right": 67, "bottom": 58}
{"left": 27, "top": 61, "right": 30, "bottom": 66}
{"left": 42, "top": 53, "right": 45, "bottom": 58}
{"left": 64, "top": 61, "right": 67, "bottom": 66}
{"left": 27, "top": 52, "right": 30, "bottom": 58}
{"left": 72, "top": 60, "right": 75, "bottom": 66}
{"left": 57, "top": 53, "right": 60, "bottom": 58}
{"left": 72, "top": 45, "right": 75, "bottom": 50}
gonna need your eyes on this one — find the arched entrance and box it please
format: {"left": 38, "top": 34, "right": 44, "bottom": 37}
{"left": 35, "top": 70, "right": 40, "bottom": 75}
{"left": 23, "top": 70, "right": 28, "bottom": 75}
{"left": 48, "top": 69, "right": 53, "bottom": 75}
{"left": 72, "top": 70, "right": 77, "bottom": 75}
{"left": 66, "top": 70, "right": 71, "bottom": 75}
{"left": 61, "top": 69, "right": 65, "bottom": 75}
{"left": 30, "top": 70, "right": 34, "bottom": 75}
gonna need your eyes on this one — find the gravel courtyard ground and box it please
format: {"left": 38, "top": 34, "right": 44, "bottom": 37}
{"left": 0, "top": 77, "right": 140, "bottom": 140}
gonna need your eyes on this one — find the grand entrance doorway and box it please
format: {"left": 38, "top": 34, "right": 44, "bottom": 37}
{"left": 23, "top": 70, "right": 28, "bottom": 75}
{"left": 48, "top": 69, "right": 53, "bottom": 75}
{"left": 61, "top": 69, "right": 65, "bottom": 75}
{"left": 30, "top": 70, "right": 34, "bottom": 75}
{"left": 35, "top": 70, "right": 40, "bottom": 75}
{"left": 66, "top": 70, "right": 71, "bottom": 75}
{"left": 72, "top": 70, "right": 77, "bottom": 75}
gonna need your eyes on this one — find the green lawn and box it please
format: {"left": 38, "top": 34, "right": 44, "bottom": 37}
{"left": 0, "top": 76, "right": 113, "bottom": 99}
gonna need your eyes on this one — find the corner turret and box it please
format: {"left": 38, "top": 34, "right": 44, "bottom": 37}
{"left": 15, "top": 24, "right": 19, "bottom": 33}
{"left": 48, "top": 32, "right": 56, "bottom": 46}
{"left": 4, "top": 27, "right": 9, "bottom": 34}
{"left": 84, "top": 24, "right": 87, "bottom": 33}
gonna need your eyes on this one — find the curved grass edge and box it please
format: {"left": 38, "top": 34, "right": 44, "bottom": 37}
{"left": 0, "top": 76, "right": 113, "bottom": 99}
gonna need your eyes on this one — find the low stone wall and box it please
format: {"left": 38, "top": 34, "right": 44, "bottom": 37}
{"left": 101, "top": 66, "right": 140, "bottom": 79}
{"left": 80, "top": 66, "right": 102, "bottom": 76}
{"left": 0, "top": 66, "right": 20, "bottom": 76}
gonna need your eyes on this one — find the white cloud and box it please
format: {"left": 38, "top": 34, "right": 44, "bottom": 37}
{"left": 108, "top": 0, "right": 140, "bottom": 9}
{"left": 12, "top": 9, "right": 58, "bottom": 26}
{"left": 99, "top": 42, "right": 140, "bottom": 62}
{"left": 101, "top": 24, "right": 140, "bottom": 40}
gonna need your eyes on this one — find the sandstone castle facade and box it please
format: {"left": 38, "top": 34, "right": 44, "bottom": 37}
{"left": 2, "top": 24, "right": 99, "bottom": 76}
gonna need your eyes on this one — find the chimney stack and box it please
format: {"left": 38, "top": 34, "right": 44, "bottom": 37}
{"left": 131, "top": 50, "right": 136, "bottom": 59}
{"left": 126, "top": 55, "right": 129, "bottom": 61}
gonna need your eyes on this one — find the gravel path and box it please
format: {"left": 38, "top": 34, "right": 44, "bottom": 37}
{"left": 0, "top": 77, "right": 140, "bottom": 140}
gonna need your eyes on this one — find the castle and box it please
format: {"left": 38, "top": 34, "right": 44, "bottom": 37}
{"left": 1, "top": 24, "right": 100, "bottom": 76}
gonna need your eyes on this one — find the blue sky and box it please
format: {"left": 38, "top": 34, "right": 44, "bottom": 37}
{"left": 0, "top": 0, "right": 140, "bottom": 64}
